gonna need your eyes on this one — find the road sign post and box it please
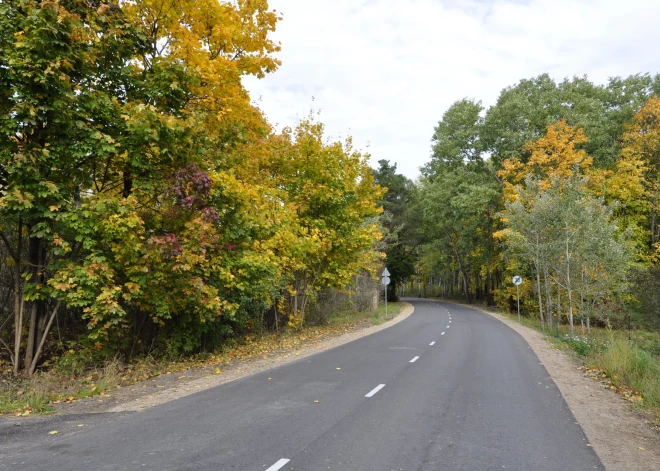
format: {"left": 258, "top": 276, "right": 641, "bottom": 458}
{"left": 381, "top": 268, "right": 391, "bottom": 317}
{"left": 512, "top": 275, "right": 522, "bottom": 322}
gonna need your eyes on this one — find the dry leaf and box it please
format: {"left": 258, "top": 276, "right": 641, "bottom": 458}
{"left": 48, "top": 431, "right": 58, "bottom": 435}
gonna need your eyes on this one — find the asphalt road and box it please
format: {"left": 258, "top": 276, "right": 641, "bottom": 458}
{"left": 0, "top": 299, "right": 603, "bottom": 470}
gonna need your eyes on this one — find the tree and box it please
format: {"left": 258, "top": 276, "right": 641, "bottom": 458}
{"left": 420, "top": 168, "right": 500, "bottom": 303}
{"left": 0, "top": 0, "right": 153, "bottom": 374}
{"left": 268, "top": 119, "right": 383, "bottom": 326}
{"left": 373, "top": 160, "right": 418, "bottom": 301}
{"left": 422, "top": 98, "right": 485, "bottom": 178}
{"left": 617, "top": 96, "right": 660, "bottom": 256}
{"left": 483, "top": 74, "right": 660, "bottom": 169}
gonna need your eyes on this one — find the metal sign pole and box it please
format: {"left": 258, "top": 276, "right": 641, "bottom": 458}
{"left": 381, "top": 268, "right": 391, "bottom": 318}
{"left": 512, "top": 275, "right": 522, "bottom": 322}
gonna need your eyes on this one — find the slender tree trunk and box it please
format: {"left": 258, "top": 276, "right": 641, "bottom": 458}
{"left": 535, "top": 261, "right": 544, "bottom": 331}
{"left": 28, "top": 301, "right": 61, "bottom": 375}
{"left": 24, "top": 236, "right": 46, "bottom": 372}
{"left": 544, "top": 269, "right": 552, "bottom": 330}
{"left": 565, "top": 241, "right": 574, "bottom": 336}
{"left": 12, "top": 218, "right": 23, "bottom": 376}
{"left": 556, "top": 283, "right": 562, "bottom": 331}
{"left": 24, "top": 303, "right": 37, "bottom": 372}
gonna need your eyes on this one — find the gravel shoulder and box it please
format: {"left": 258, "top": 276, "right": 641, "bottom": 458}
{"left": 454, "top": 301, "right": 660, "bottom": 471}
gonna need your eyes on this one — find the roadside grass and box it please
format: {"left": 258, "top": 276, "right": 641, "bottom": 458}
{"left": 0, "top": 302, "right": 404, "bottom": 416}
{"left": 326, "top": 301, "right": 402, "bottom": 327}
{"left": 479, "top": 303, "right": 660, "bottom": 424}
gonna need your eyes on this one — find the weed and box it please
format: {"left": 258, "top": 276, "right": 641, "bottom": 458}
{"left": 589, "top": 337, "right": 660, "bottom": 409}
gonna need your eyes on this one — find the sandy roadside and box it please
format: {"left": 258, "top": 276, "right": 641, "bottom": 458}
{"left": 451, "top": 300, "right": 660, "bottom": 471}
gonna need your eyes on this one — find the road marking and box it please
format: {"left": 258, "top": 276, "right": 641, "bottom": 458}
{"left": 410, "top": 356, "right": 420, "bottom": 363}
{"left": 441, "top": 332, "right": 445, "bottom": 335}
{"left": 429, "top": 341, "right": 436, "bottom": 346}
{"left": 449, "top": 320, "right": 452, "bottom": 323}
{"left": 365, "top": 384, "right": 386, "bottom": 397}
{"left": 447, "top": 325, "right": 450, "bottom": 328}
{"left": 266, "top": 458, "right": 290, "bottom": 471}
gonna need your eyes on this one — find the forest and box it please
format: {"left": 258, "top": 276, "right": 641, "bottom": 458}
{"left": 385, "top": 74, "right": 660, "bottom": 338}
{"left": 0, "top": 0, "right": 383, "bottom": 377}
{"left": 1, "top": 1, "right": 660, "bottom": 416}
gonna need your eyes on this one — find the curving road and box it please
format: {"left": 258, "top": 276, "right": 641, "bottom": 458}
{"left": 1, "top": 299, "right": 603, "bottom": 470}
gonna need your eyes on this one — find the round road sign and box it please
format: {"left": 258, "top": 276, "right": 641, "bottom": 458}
{"left": 512, "top": 275, "right": 523, "bottom": 286}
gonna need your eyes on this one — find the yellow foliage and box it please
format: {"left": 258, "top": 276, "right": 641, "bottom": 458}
{"left": 616, "top": 96, "right": 660, "bottom": 255}
{"left": 499, "top": 120, "right": 608, "bottom": 203}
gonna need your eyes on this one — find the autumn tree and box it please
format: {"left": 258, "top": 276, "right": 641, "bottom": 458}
{"left": 267, "top": 119, "right": 383, "bottom": 327}
{"left": 0, "top": 0, "right": 156, "bottom": 374}
{"left": 483, "top": 74, "right": 660, "bottom": 168}
{"left": 616, "top": 96, "right": 660, "bottom": 254}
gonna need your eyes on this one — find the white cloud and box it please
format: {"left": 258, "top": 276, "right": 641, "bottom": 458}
{"left": 243, "top": 0, "right": 660, "bottom": 178}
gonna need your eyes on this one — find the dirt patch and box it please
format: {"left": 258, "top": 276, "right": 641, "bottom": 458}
{"left": 43, "top": 303, "right": 414, "bottom": 415}
{"left": 459, "top": 302, "right": 660, "bottom": 471}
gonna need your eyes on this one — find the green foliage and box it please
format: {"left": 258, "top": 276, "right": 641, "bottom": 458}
{"left": 483, "top": 74, "right": 660, "bottom": 168}
{"left": 373, "top": 160, "right": 419, "bottom": 300}
{"left": 0, "top": 1, "right": 384, "bottom": 373}
{"left": 422, "top": 98, "right": 485, "bottom": 177}
{"left": 420, "top": 166, "right": 500, "bottom": 303}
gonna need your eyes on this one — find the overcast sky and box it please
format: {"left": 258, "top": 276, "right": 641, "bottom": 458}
{"left": 243, "top": 0, "right": 660, "bottom": 179}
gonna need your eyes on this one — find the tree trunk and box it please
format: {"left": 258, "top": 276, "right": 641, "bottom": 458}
{"left": 556, "top": 283, "right": 562, "bottom": 331}
{"left": 535, "top": 262, "right": 544, "bottom": 331}
{"left": 544, "top": 269, "right": 552, "bottom": 330}
{"left": 23, "top": 235, "right": 46, "bottom": 373}
{"left": 122, "top": 167, "right": 133, "bottom": 198}
{"left": 28, "top": 301, "right": 62, "bottom": 375}
{"left": 12, "top": 218, "right": 23, "bottom": 376}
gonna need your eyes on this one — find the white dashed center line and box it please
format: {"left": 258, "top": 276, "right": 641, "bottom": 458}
{"left": 429, "top": 341, "right": 436, "bottom": 346}
{"left": 441, "top": 332, "right": 445, "bottom": 335}
{"left": 266, "top": 458, "right": 290, "bottom": 471}
{"left": 365, "top": 384, "right": 386, "bottom": 397}
{"left": 447, "top": 325, "right": 450, "bottom": 328}
{"left": 410, "top": 356, "right": 420, "bottom": 363}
